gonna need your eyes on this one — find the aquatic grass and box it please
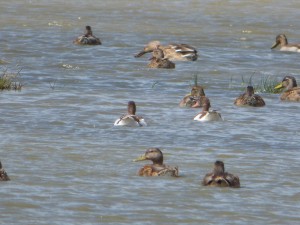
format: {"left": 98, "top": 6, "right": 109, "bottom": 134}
{"left": 0, "top": 67, "right": 23, "bottom": 91}
{"left": 229, "top": 73, "right": 281, "bottom": 94}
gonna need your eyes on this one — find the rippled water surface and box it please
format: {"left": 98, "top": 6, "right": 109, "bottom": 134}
{"left": 1, "top": 1, "right": 300, "bottom": 224}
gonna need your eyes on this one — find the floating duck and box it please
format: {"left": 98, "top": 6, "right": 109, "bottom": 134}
{"left": 114, "top": 101, "right": 147, "bottom": 126}
{"left": 202, "top": 161, "right": 240, "bottom": 188}
{"left": 0, "top": 161, "right": 10, "bottom": 181}
{"left": 234, "top": 86, "right": 266, "bottom": 107}
{"left": 271, "top": 34, "right": 300, "bottom": 52}
{"left": 73, "top": 26, "right": 102, "bottom": 45}
{"left": 179, "top": 85, "right": 206, "bottom": 108}
{"left": 194, "top": 97, "right": 222, "bottom": 121}
{"left": 135, "top": 41, "right": 198, "bottom": 61}
{"left": 148, "top": 47, "right": 175, "bottom": 69}
{"left": 274, "top": 76, "right": 300, "bottom": 101}
{"left": 133, "top": 148, "right": 179, "bottom": 177}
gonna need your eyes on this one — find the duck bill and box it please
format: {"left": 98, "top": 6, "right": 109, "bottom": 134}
{"left": 135, "top": 51, "right": 146, "bottom": 58}
{"left": 271, "top": 41, "right": 279, "bottom": 49}
{"left": 133, "top": 154, "right": 147, "bottom": 162}
{"left": 274, "top": 83, "right": 283, "bottom": 89}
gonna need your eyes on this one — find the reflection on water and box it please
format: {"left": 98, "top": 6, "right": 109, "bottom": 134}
{"left": 1, "top": 0, "right": 300, "bottom": 224}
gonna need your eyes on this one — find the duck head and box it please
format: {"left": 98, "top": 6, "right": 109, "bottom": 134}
{"left": 275, "top": 76, "right": 297, "bottom": 90}
{"left": 135, "top": 41, "right": 161, "bottom": 57}
{"left": 213, "top": 160, "right": 225, "bottom": 174}
{"left": 202, "top": 97, "right": 211, "bottom": 111}
{"left": 191, "top": 86, "right": 205, "bottom": 97}
{"left": 271, "top": 34, "right": 288, "bottom": 49}
{"left": 246, "top": 86, "right": 255, "bottom": 96}
{"left": 127, "top": 101, "right": 137, "bottom": 115}
{"left": 133, "top": 148, "right": 164, "bottom": 165}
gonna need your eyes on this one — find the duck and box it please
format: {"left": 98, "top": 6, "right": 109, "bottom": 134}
{"left": 114, "top": 101, "right": 147, "bottom": 126}
{"left": 271, "top": 34, "right": 300, "bottom": 52}
{"left": 274, "top": 76, "right": 300, "bottom": 101}
{"left": 73, "top": 26, "right": 102, "bottom": 45}
{"left": 179, "top": 85, "right": 206, "bottom": 108}
{"left": 147, "top": 47, "right": 175, "bottom": 69}
{"left": 202, "top": 161, "right": 240, "bottom": 188}
{"left": 133, "top": 148, "right": 179, "bottom": 177}
{"left": 234, "top": 86, "right": 266, "bottom": 107}
{"left": 0, "top": 161, "right": 10, "bottom": 181}
{"left": 194, "top": 97, "right": 222, "bottom": 122}
{"left": 135, "top": 40, "right": 198, "bottom": 61}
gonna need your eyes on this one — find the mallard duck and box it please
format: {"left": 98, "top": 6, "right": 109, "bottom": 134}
{"left": 179, "top": 85, "right": 206, "bottom": 108}
{"left": 234, "top": 86, "right": 266, "bottom": 107}
{"left": 73, "top": 26, "right": 102, "bottom": 45}
{"left": 202, "top": 161, "right": 240, "bottom": 188}
{"left": 135, "top": 41, "right": 198, "bottom": 61}
{"left": 114, "top": 101, "right": 147, "bottom": 126}
{"left": 148, "top": 47, "right": 175, "bottom": 69}
{"left": 194, "top": 97, "right": 222, "bottom": 122}
{"left": 274, "top": 76, "right": 300, "bottom": 101}
{"left": 271, "top": 34, "right": 300, "bottom": 52}
{"left": 0, "top": 161, "right": 10, "bottom": 181}
{"left": 133, "top": 148, "right": 179, "bottom": 177}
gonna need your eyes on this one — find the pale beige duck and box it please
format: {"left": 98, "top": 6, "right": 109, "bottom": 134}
{"left": 234, "top": 86, "right": 266, "bottom": 107}
{"left": 73, "top": 25, "right": 102, "bottom": 45}
{"left": 148, "top": 47, "right": 175, "bottom": 69}
{"left": 114, "top": 101, "right": 147, "bottom": 126}
{"left": 0, "top": 161, "right": 10, "bottom": 181}
{"left": 274, "top": 76, "right": 300, "bottom": 101}
{"left": 135, "top": 41, "right": 198, "bottom": 61}
{"left": 271, "top": 34, "right": 300, "bottom": 52}
{"left": 133, "top": 148, "right": 179, "bottom": 177}
{"left": 194, "top": 97, "right": 222, "bottom": 122}
{"left": 202, "top": 161, "right": 240, "bottom": 188}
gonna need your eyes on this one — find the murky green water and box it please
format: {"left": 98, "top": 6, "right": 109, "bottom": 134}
{"left": 1, "top": 0, "right": 300, "bottom": 224}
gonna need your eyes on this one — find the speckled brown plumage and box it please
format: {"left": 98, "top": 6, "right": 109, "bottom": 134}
{"left": 234, "top": 86, "right": 265, "bottom": 107}
{"left": 275, "top": 76, "right": 300, "bottom": 101}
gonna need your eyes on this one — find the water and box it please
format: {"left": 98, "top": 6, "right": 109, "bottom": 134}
{"left": 1, "top": 0, "right": 300, "bottom": 224}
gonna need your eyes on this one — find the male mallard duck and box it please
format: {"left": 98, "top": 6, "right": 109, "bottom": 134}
{"left": 202, "top": 161, "right": 240, "bottom": 188}
{"left": 0, "top": 161, "right": 10, "bottom": 181}
{"left": 194, "top": 97, "right": 222, "bottom": 122}
{"left": 133, "top": 148, "right": 179, "bottom": 177}
{"left": 234, "top": 86, "right": 266, "bottom": 107}
{"left": 274, "top": 76, "right": 300, "bottom": 101}
{"left": 73, "top": 26, "right": 102, "bottom": 45}
{"left": 271, "top": 34, "right": 300, "bottom": 52}
{"left": 179, "top": 85, "right": 206, "bottom": 108}
{"left": 148, "top": 47, "right": 175, "bottom": 69}
{"left": 114, "top": 101, "right": 147, "bottom": 126}
{"left": 135, "top": 41, "right": 198, "bottom": 61}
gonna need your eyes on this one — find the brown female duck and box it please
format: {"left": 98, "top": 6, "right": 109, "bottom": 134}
{"left": 133, "top": 148, "right": 179, "bottom": 177}
{"left": 0, "top": 161, "right": 10, "bottom": 181}
{"left": 234, "top": 86, "right": 266, "bottom": 107}
{"left": 271, "top": 34, "right": 300, "bottom": 52}
{"left": 73, "top": 26, "right": 102, "bottom": 45}
{"left": 274, "top": 76, "right": 300, "bottom": 101}
{"left": 148, "top": 47, "right": 175, "bottom": 69}
{"left": 135, "top": 41, "right": 198, "bottom": 61}
{"left": 179, "top": 85, "right": 206, "bottom": 108}
{"left": 202, "top": 161, "right": 240, "bottom": 188}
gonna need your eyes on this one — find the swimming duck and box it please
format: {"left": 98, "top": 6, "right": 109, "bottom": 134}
{"left": 0, "top": 161, "right": 10, "bottom": 181}
{"left": 73, "top": 26, "right": 102, "bottom": 45}
{"left": 179, "top": 85, "right": 206, "bottom": 108}
{"left": 271, "top": 34, "right": 300, "bottom": 52}
{"left": 133, "top": 148, "right": 179, "bottom": 177}
{"left": 194, "top": 97, "right": 222, "bottom": 122}
{"left": 148, "top": 47, "right": 175, "bottom": 69}
{"left": 202, "top": 161, "right": 240, "bottom": 188}
{"left": 234, "top": 86, "right": 266, "bottom": 107}
{"left": 135, "top": 41, "right": 198, "bottom": 61}
{"left": 274, "top": 76, "right": 300, "bottom": 101}
{"left": 114, "top": 101, "right": 147, "bottom": 126}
